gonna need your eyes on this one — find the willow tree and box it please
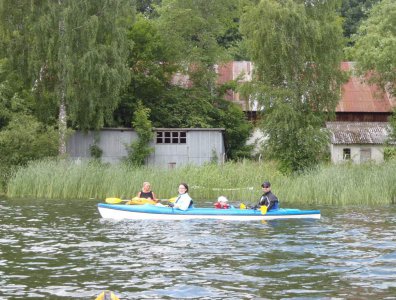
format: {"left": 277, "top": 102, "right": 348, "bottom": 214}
{"left": 241, "top": 0, "right": 345, "bottom": 173}
{"left": 0, "top": 0, "right": 133, "bottom": 155}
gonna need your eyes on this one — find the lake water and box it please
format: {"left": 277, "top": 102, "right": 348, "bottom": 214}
{"left": 1, "top": 197, "right": 395, "bottom": 299}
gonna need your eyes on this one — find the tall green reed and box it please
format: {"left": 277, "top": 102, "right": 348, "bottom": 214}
{"left": 7, "top": 158, "right": 396, "bottom": 205}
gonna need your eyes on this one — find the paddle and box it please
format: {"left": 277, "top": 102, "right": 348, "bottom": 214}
{"left": 105, "top": 197, "right": 128, "bottom": 204}
{"left": 239, "top": 203, "right": 267, "bottom": 214}
{"left": 105, "top": 197, "right": 177, "bottom": 204}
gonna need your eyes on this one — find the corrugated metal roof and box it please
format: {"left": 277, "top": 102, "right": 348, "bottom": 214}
{"left": 337, "top": 62, "right": 395, "bottom": 113}
{"left": 326, "top": 122, "right": 392, "bottom": 144}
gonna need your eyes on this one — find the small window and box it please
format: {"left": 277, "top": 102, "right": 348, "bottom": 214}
{"left": 156, "top": 131, "right": 187, "bottom": 144}
{"left": 156, "top": 132, "right": 163, "bottom": 143}
{"left": 343, "top": 148, "right": 351, "bottom": 160}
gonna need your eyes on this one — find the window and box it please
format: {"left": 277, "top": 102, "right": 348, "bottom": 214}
{"left": 156, "top": 131, "right": 186, "bottom": 144}
{"left": 343, "top": 148, "right": 351, "bottom": 160}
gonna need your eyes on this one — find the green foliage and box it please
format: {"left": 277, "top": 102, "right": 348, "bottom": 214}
{"left": 390, "top": 111, "right": 396, "bottom": 142}
{"left": 340, "top": 0, "right": 380, "bottom": 45}
{"left": 384, "top": 147, "right": 396, "bottom": 161}
{"left": 112, "top": 14, "right": 178, "bottom": 127}
{"left": 157, "top": 0, "right": 239, "bottom": 66}
{"left": 0, "top": 0, "right": 133, "bottom": 131}
{"left": 108, "top": 3, "right": 253, "bottom": 160}
{"left": 241, "top": 0, "right": 345, "bottom": 174}
{"left": 136, "top": 0, "right": 162, "bottom": 18}
{"left": 259, "top": 101, "right": 330, "bottom": 173}
{"left": 0, "top": 115, "right": 58, "bottom": 167}
{"left": 210, "top": 98, "right": 253, "bottom": 160}
{"left": 89, "top": 133, "right": 103, "bottom": 160}
{"left": 125, "top": 102, "right": 154, "bottom": 166}
{"left": 89, "top": 144, "right": 103, "bottom": 160}
{"left": 351, "top": 0, "right": 396, "bottom": 96}
{"left": 0, "top": 56, "right": 59, "bottom": 192}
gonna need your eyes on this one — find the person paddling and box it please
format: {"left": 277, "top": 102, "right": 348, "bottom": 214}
{"left": 255, "top": 181, "right": 279, "bottom": 211}
{"left": 137, "top": 182, "right": 158, "bottom": 202}
{"left": 169, "top": 183, "right": 193, "bottom": 211}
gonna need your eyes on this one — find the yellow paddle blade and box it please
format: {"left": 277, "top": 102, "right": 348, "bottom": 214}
{"left": 239, "top": 203, "right": 246, "bottom": 209}
{"left": 260, "top": 206, "right": 268, "bottom": 215}
{"left": 105, "top": 197, "right": 123, "bottom": 204}
{"left": 168, "top": 197, "right": 177, "bottom": 203}
{"left": 95, "top": 290, "right": 120, "bottom": 300}
{"left": 129, "top": 197, "right": 156, "bottom": 205}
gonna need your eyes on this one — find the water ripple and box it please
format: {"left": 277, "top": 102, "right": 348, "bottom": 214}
{"left": 0, "top": 198, "right": 395, "bottom": 299}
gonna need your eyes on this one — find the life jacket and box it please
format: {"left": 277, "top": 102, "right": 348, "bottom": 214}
{"left": 214, "top": 202, "right": 230, "bottom": 209}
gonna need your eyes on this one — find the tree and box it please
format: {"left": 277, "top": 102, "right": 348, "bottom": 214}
{"left": 125, "top": 101, "right": 154, "bottom": 166}
{"left": 112, "top": 14, "right": 178, "bottom": 127}
{"left": 0, "top": 115, "right": 58, "bottom": 167}
{"left": 241, "top": 0, "right": 345, "bottom": 173}
{"left": 352, "top": 0, "right": 396, "bottom": 96}
{"left": 340, "top": 0, "right": 380, "bottom": 45}
{"left": 156, "top": 0, "right": 240, "bottom": 88}
{"left": 0, "top": 0, "right": 133, "bottom": 155}
{"left": 113, "top": 5, "right": 253, "bottom": 160}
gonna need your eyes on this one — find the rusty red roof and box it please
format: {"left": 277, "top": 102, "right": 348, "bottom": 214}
{"left": 337, "top": 62, "right": 395, "bottom": 113}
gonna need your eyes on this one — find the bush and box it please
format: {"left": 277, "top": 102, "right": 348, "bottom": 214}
{"left": 0, "top": 115, "right": 58, "bottom": 166}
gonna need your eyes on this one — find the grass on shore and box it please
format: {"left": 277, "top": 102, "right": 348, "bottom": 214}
{"left": 6, "top": 159, "right": 396, "bottom": 205}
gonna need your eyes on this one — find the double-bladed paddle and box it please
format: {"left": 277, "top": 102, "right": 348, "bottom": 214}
{"left": 105, "top": 197, "right": 177, "bottom": 204}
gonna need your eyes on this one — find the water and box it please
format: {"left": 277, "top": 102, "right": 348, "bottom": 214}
{"left": 1, "top": 197, "right": 395, "bottom": 299}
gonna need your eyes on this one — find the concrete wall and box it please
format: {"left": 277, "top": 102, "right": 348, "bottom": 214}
{"left": 330, "top": 144, "right": 385, "bottom": 164}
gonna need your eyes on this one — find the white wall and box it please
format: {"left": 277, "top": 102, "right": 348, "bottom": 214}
{"left": 331, "top": 144, "right": 385, "bottom": 164}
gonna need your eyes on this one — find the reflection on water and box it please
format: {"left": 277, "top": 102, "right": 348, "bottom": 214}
{"left": 0, "top": 198, "right": 395, "bottom": 299}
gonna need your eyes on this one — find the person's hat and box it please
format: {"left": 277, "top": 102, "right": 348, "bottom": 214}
{"left": 217, "top": 196, "right": 228, "bottom": 203}
{"left": 261, "top": 181, "right": 271, "bottom": 188}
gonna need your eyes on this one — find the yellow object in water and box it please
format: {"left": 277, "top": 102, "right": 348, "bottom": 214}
{"left": 95, "top": 290, "right": 120, "bottom": 300}
{"left": 239, "top": 203, "right": 246, "bottom": 209}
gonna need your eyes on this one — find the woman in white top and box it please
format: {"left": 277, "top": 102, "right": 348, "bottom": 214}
{"left": 170, "top": 183, "right": 193, "bottom": 211}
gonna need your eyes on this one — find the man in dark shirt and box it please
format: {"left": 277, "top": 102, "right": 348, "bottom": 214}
{"left": 257, "top": 181, "right": 279, "bottom": 211}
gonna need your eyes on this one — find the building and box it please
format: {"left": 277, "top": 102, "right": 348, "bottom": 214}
{"left": 216, "top": 61, "right": 396, "bottom": 122}
{"left": 67, "top": 128, "right": 225, "bottom": 167}
{"left": 336, "top": 62, "right": 395, "bottom": 122}
{"left": 326, "top": 122, "right": 393, "bottom": 164}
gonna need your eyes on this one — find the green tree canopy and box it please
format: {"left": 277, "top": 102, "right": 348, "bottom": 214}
{"left": 113, "top": 3, "right": 253, "bottom": 160}
{"left": 340, "top": 0, "right": 380, "bottom": 45}
{"left": 0, "top": 0, "right": 134, "bottom": 155}
{"left": 352, "top": 0, "right": 396, "bottom": 96}
{"left": 241, "top": 0, "right": 345, "bottom": 173}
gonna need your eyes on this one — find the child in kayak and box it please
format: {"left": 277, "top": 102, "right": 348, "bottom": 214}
{"left": 214, "top": 196, "right": 230, "bottom": 209}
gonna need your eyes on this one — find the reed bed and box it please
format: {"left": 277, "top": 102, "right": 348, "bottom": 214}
{"left": 6, "top": 159, "right": 396, "bottom": 205}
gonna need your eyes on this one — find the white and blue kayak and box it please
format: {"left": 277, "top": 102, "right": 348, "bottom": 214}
{"left": 97, "top": 203, "right": 321, "bottom": 221}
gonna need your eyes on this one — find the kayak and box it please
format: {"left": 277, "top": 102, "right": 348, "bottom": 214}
{"left": 97, "top": 203, "right": 321, "bottom": 221}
